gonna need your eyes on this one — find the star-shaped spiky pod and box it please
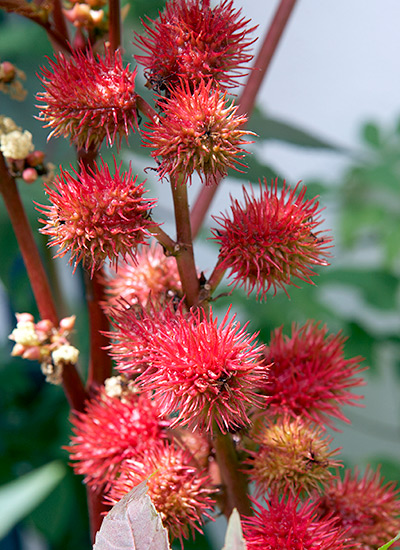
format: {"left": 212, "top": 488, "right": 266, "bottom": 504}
{"left": 38, "top": 159, "right": 157, "bottom": 277}
{"left": 314, "top": 467, "right": 400, "bottom": 550}
{"left": 37, "top": 47, "right": 138, "bottom": 150}
{"left": 245, "top": 416, "right": 341, "bottom": 496}
{"left": 143, "top": 79, "right": 254, "bottom": 185}
{"left": 242, "top": 491, "right": 351, "bottom": 550}
{"left": 261, "top": 321, "right": 366, "bottom": 429}
{"left": 66, "top": 384, "right": 168, "bottom": 491}
{"left": 134, "top": 0, "right": 256, "bottom": 92}
{"left": 109, "top": 303, "right": 268, "bottom": 433}
{"left": 103, "top": 241, "right": 182, "bottom": 311}
{"left": 212, "top": 179, "right": 332, "bottom": 300}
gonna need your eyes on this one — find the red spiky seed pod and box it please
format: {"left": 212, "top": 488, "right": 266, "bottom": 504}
{"left": 107, "top": 441, "right": 215, "bottom": 545}
{"left": 134, "top": 0, "right": 256, "bottom": 92}
{"left": 107, "top": 300, "right": 183, "bottom": 375}
{"left": 242, "top": 491, "right": 352, "bottom": 550}
{"left": 142, "top": 79, "right": 254, "bottom": 185}
{"left": 66, "top": 384, "right": 168, "bottom": 491}
{"left": 211, "top": 179, "right": 332, "bottom": 300}
{"left": 314, "top": 467, "right": 400, "bottom": 550}
{"left": 37, "top": 47, "right": 137, "bottom": 150}
{"left": 103, "top": 241, "right": 182, "bottom": 310}
{"left": 261, "top": 321, "right": 366, "bottom": 429}
{"left": 245, "top": 416, "right": 341, "bottom": 497}
{"left": 38, "top": 159, "right": 157, "bottom": 277}
{"left": 109, "top": 304, "right": 268, "bottom": 433}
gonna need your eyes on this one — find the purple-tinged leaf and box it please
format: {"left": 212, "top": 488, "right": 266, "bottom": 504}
{"left": 93, "top": 480, "right": 171, "bottom": 550}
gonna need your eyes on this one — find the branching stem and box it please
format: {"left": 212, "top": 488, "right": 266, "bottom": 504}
{"left": 108, "top": 0, "right": 121, "bottom": 53}
{"left": 213, "top": 430, "right": 252, "bottom": 518}
{"left": 190, "top": 0, "right": 298, "bottom": 239}
{"left": 170, "top": 176, "right": 199, "bottom": 309}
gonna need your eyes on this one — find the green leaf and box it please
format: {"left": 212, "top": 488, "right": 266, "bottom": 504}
{"left": 322, "top": 269, "right": 398, "bottom": 310}
{"left": 378, "top": 532, "right": 400, "bottom": 550}
{"left": 362, "top": 122, "right": 381, "bottom": 148}
{"left": 222, "top": 508, "right": 247, "bottom": 550}
{"left": 229, "top": 153, "right": 281, "bottom": 183}
{"left": 0, "top": 461, "right": 66, "bottom": 540}
{"left": 249, "top": 109, "right": 347, "bottom": 152}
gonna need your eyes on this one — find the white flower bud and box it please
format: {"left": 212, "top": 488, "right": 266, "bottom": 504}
{"left": 52, "top": 344, "right": 79, "bottom": 367}
{"left": 104, "top": 375, "right": 125, "bottom": 398}
{"left": 9, "top": 322, "right": 39, "bottom": 347}
{"left": 0, "top": 129, "right": 34, "bottom": 159}
{"left": 0, "top": 115, "right": 21, "bottom": 136}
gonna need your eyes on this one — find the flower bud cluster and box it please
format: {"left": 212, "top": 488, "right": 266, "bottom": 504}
{"left": 63, "top": 0, "right": 106, "bottom": 32}
{"left": 0, "top": 60, "right": 27, "bottom": 101}
{"left": 0, "top": 116, "right": 53, "bottom": 183}
{"left": 9, "top": 313, "right": 79, "bottom": 384}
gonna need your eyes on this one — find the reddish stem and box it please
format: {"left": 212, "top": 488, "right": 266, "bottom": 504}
{"left": 136, "top": 95, "right": 158, "bottom": 123}
{"left": 51, "top": 0, "right": 70, "bottom": 47}
{"left": 0, "top": 155, "right": 58, "bottom": 323}
{"left": 237, "top": 0, "right": 298, "bottom": 117}
{"left": 170, "top": 177, "right": 200, "bottom": 309}
{"left": 206, "top": 258, "right": 227, "bottom": 296}
{"left": 108, "top": 0, "right": 121, "bottom": 53}
{"left": 87, "top": 486, "right": 109, "bottom": 543}
{"left": 148, "top": 221, "right": 177, "bottom": 255}
{"left": 190, "top": 0, "right": 298, "bottom": 238}
{"left": 42, "top": 20, "right": 72, "bottom": 53}
{"left": 213, "top": 430, "right": 252, "bottom": 518}
{"left": 76, "top": 147, "right": 112, "bottom": 534}
{"left": 0, "top": 153, "right": 87, "bottom": 411}
{"left": 85, "top": 270, "right": 113, "bottom": 391}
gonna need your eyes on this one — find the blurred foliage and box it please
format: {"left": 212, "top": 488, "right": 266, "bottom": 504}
{"left": 0, "top": 462, "right": 66, "bottom": 539}
{"left": 1, "top": 3, "right": 400, "bottom": 550}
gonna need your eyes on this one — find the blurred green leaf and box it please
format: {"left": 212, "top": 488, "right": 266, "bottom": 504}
{"left": 362, "top": 122, "right": 381, "bottom": 148}
{"left": 343, "top": 322, "right": 375, "bottom": 372}
{"left": 322, "top": 269, "right": 398, "bottom": 310}
{"left": 249, "top": 109, "right": 347, "bottom": 152}
{"left": 368, "top": 458, "right": 400, "bottom": 485}
{"left": 229, "top": 153, "right": 280, "bottom": 183}
{"left": 29, "top": 468, "right": 90, "bottom": 549}
{"left": 0, "top": 461, "right": 66, "bottom": 539}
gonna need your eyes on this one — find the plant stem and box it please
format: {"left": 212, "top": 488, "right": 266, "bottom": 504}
{"left": 190, "top": 0, "right": 298, "bottom": 238}
{"left": 51, "top": 0, "right": 70, "bottom": 47}
{"left": 170, "top": 176, "right": 199, "bottom": 309}
{"left": 206, "top": 258, "right": 227, "bottom": 296}
{"left": 148, "top": 221, "right": 177, "bottom": 255}
{"left": 213, "top": 430, "right": 252, "bottom": 518}
{"left": 85, "top": 270, "right": 113, "bottom": 391}
{"left": 136, "top": 95, "right": 158, "bottom": 122}
{"left": 108, "top": 0, "right": 121, "bottom": 53}
{"left": 0, "top": 155, "right": 58, "bottom": 323}
{"left": 0, "top": 153, "right": 87, "bottom": 411}
{"left": 87, "top": 486, "right": 109, "bottom": 543}
{"left": 237, "top": 0, "right": 298, "bottom": 117}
